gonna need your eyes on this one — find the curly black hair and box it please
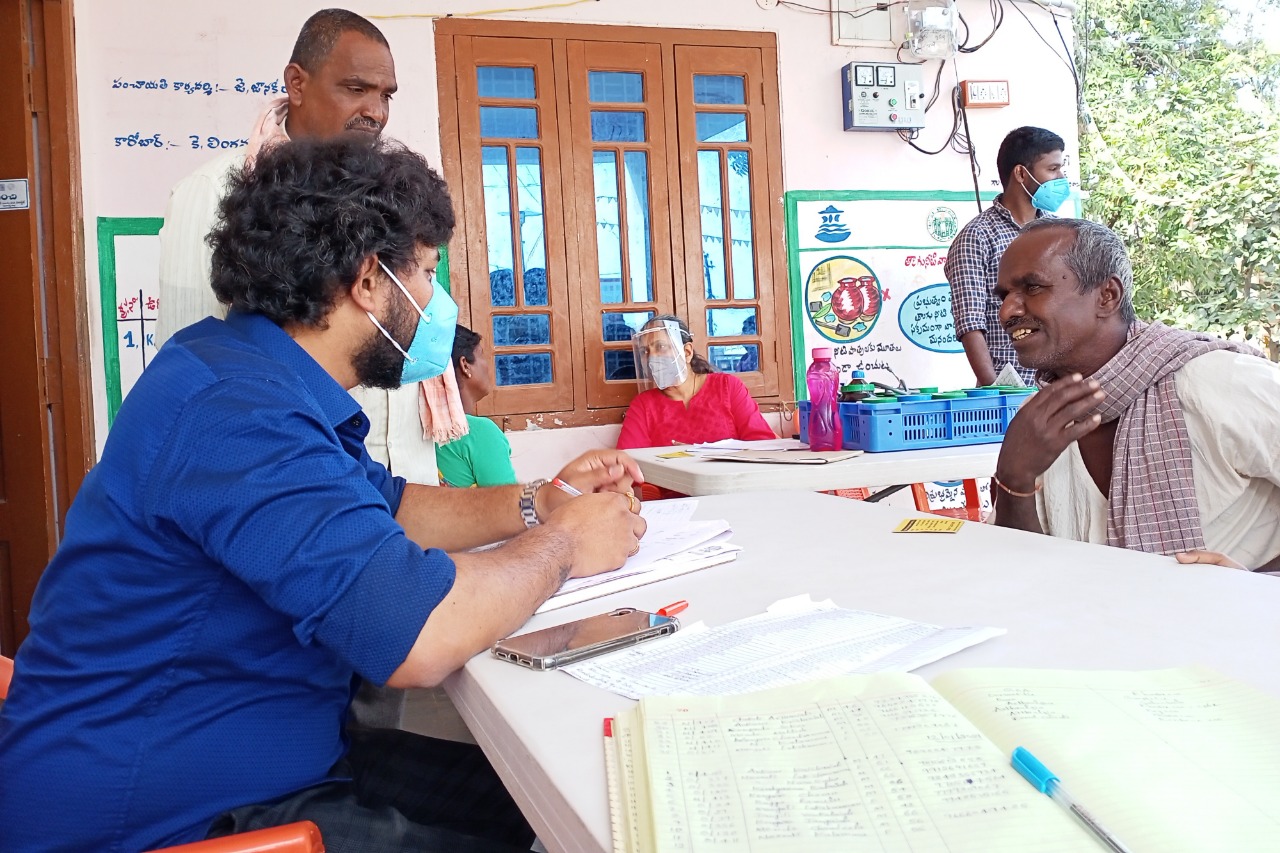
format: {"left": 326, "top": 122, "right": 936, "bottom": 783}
{"left": 209, "top": 135, "right": 455, "bottom": 327}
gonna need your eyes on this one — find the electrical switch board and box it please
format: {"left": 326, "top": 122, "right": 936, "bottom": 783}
{"left": 842, "top": 61, "right": 927, "bottom": 131}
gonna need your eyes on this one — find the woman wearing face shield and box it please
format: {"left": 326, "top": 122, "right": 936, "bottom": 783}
{"left": 617, "top": 315, "right": 775, "bottom": 457}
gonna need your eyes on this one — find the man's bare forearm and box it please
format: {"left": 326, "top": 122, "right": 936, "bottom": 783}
{"left": 386, "top": 523, "right": 573, "bottom": 688}
{"left": 992, "top": 489, "right": 1044, "bottom": 534}
{"left": 395, "top": 482, "right": 527, "bottom": 551}
{"left": 960, "top": 330, "right": 997, "bottom": 387}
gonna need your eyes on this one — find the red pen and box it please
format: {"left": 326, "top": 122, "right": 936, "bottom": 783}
{"left": 657, "top": 600, "right": 688, "bottom": 618}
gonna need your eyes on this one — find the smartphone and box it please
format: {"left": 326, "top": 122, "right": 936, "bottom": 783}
{"left": 492, "top": 607, "right": 679, "bottom": 670}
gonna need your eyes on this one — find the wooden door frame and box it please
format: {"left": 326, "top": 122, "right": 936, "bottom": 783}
{"left": 0, "top": 0, "right": 94, "bottom": 654}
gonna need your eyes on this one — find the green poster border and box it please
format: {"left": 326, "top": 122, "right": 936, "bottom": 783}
{"left": 96, "top": 219, "right": 452, "bottom": 428}
{"left": 784, "top": 190, "right": 997, "bottom": 397}
{"left": 97, "top": 216, "right": 164, "bottom": 428}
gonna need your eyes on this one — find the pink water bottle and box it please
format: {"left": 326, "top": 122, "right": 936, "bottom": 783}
{"left": 806, "top": 347, "right": 843, "bottom": 451}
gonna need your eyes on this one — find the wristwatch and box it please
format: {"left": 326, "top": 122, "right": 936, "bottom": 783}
{"left": 519, "top": 479, "right": 549, "bottom": 528}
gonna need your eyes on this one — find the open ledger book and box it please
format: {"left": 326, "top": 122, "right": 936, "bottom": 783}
{"left": 605, "top": 667, "right": 1280, "bottom": 852}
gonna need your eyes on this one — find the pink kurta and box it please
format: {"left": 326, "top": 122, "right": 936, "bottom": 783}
{"left": 617, "top": 372, "right": 775, "bottom": 450}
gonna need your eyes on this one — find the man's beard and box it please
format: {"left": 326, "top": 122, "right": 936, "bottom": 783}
{"left": 353, "top": 291, "right": 414, "bottom": 390}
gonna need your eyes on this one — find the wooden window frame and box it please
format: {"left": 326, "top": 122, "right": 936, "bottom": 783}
{"left": 436, "top": 21, "right": 792, "bottom": 429}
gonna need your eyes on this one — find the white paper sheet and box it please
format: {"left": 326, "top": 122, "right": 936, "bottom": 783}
{"left": 565, "top": 595, "right": 1005, "bottom": 698}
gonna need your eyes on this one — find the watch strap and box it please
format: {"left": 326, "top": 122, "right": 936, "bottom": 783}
{"left": 520, "top": 479, "right": 549, "bottom": 528}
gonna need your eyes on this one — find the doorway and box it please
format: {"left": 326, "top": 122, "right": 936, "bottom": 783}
{"left": 0, "top": 0, "right": 94, "bottom": 655}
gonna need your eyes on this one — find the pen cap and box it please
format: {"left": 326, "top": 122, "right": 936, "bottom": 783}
{"left": 1011, "top": 747, "right": 1059, "bottom": 794}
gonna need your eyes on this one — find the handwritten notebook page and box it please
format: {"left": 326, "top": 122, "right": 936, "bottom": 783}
{"left": 613, "top": 673, "right": 1091, "bottom": 853}
{"left": 934, "top": 666, "right": 1280, "bottom": 852}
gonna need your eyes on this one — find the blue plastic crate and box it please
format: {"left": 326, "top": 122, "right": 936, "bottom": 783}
{"left": 798, "top": 392, "right": 1031, "bottom": 452}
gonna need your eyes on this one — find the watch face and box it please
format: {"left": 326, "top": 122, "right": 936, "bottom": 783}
{"left": 876, "top": 66, "right": 896, "bottom": 87}
{"left": 855, "top": 65, "right": 875, "bottom": 87}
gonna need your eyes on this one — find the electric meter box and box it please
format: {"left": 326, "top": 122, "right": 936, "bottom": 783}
{"left": 841, "top": 61, "right": 927, "bottom": 131}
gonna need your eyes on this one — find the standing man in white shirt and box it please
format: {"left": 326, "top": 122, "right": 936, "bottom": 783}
{"left": 157, "top": 8, "right": 432, "bottom": 727}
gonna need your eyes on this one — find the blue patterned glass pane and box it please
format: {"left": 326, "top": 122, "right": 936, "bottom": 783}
{"left": 623, "top": 151, "right": 653, "bottom": 303}
{"left": 726, "top": 151, "right": 755, "bottom": 300}
{"left": 602, "top": 311, "right": 654, "bottom": 342}
{"left": 605, "top": 350, "right": 637, "bottom": 381}
{"left": 593, "top": 151, "right": 623, "bottom": 304}
{"left": 590, "top": 111, "right": 646, "bottom": 142}
{"left": 589, "top": 71, "right": 643, "bottom": 103}
{"left": 496, "top": 353, "right": 552, "bottom": 386}
{"left": 697, "top": 150, "right": 726, "bottom": 300}
{"left": 515, "top": 147, "right": 548, "bottom": 306}
{"left": 706, "top": 307, "right": 757, "bottom": 338}
{"left": 693, "top": 75, "right": 746, "bottom": 105}
{"left": 477, "top": 66, "right": 535, "bottom": 99}
{"left": 480, "top": 106, "right": 539, "bottom": 139}
{"left": 492, "top": 314, "right": 551, "bottom": 347}
{"left": 695, "top": 112, "right": 748, "bottom": 143}
{"left": 709, "top": 344, "right": 759, "bottom": 373}
{"left": 482, "top": 146, "right": 515, "bottom": 308}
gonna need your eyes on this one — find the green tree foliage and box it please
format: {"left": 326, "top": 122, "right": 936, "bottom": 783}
{"left": 1077, "top": 0, "right": 1280, "bottom": 357}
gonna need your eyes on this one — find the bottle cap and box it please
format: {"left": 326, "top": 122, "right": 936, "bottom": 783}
{"left": 916, "top": 386, "right": 939, "bottom": 394}
{"left": 811, "top": 347, "right": 834, "bottom": 360}
{"left": 851, "top": 370, "right": 866, "bottom": 378}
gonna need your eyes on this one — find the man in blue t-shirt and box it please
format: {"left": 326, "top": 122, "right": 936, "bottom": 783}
{"left": 0, "top": 137, "right": 647, "bottom": 853}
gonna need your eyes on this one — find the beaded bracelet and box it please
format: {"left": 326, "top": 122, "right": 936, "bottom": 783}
{"left": 993, "top": 475, "right": 1042, "bottom": 498}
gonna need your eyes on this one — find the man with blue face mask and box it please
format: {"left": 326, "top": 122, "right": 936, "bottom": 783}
{"left": 945, "top": 126, "right": 1071, "bottom": 386}
{"left": 0, "top": 136, "right": 648, "bottom": 853}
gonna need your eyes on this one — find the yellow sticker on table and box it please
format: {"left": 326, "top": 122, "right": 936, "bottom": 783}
{"left": 894, "top": 517, "right": 965, "bottom": 534}
{"left": 656, "top": 451, "right": 693, "bottom": 459}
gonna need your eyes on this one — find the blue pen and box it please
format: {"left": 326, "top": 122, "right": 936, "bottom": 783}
{"left": 1012, "top": 747, "right": 1133, "bottom": 853}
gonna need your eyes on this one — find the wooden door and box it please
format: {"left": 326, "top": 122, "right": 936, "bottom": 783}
{"left": 0, "top": 0, "right": 93, "bottom": 654}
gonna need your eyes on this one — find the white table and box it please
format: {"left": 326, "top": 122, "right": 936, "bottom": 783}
{"left": 444, "top": 491, "right": 1280, "bottom": 853}
{"left": 627, "top": 440, "right": 1001, "bottom": 494}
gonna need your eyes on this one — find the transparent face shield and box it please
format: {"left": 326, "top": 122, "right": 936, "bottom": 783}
{"left": 632, "top": 321, "right": 691, "bottom": 391}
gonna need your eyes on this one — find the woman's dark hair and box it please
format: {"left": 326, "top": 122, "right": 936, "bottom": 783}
{"left": 645, "top": 313, "right": 714, "bottom": 375}
{"left": 451, "top": 323, "right": 482, "bottom": 373}
{"left": 209, "top": 136, "right": 455, "bottom": 327}
{"left": 996, "top": 126, "right": 1065, "bottom": 188}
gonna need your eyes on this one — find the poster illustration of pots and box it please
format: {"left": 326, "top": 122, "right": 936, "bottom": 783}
{"left": 785, "top": 190, "right": 996, "bottom": 396}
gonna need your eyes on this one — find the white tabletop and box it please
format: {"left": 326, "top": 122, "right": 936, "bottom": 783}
{"left": 627, "top": 440, "right": 1001, "bottom": 494}
{"left": 443, "top": 491, "right": 1280, "bottom": 853}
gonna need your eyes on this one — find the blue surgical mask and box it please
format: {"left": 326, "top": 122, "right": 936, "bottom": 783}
{"left": 1023, "top": 173, "right": 1072, "bottom": 213}
{"left": 367, "top": 260, "right": 458, "bottom": 384}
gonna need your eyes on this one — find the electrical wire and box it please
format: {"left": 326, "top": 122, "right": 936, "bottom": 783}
{"left": 896, "top": 43, "right": 926, "bottom": 65}
{"left": 1007, "top": 0, "right": 1080, "bottom": 94}
{"left": 367, "top": 0, "right": 598, "bottom": 20}
{"left": 958, "top": 0, "right": 1005, "bottom": 53}
{"left": 777, "top": 0, "right": 910, "bottom": 21}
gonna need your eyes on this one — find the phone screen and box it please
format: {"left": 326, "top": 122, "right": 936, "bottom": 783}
{"left": 493, "top": 608, "right": 678, "bottom": 669}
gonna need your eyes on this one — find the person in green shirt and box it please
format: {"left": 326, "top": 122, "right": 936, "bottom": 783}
{"left": 436, "top": 324, "right": 519, "bottom": 488}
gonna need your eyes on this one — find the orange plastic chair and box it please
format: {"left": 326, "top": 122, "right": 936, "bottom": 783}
{"left": 151, "top": 823, "right": 324, "bottom": 853}
{"left": 0, "top": 653, "right": 12, "bottom": 699}
{"left": 0, "top": 654, "right": 323, "bottom": 853}
{"left": 911, "top": 479, "right": 985, "bottom": 522}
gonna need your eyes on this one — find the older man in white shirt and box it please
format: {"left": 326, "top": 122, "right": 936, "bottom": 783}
{"left": 157, "top": 9, "right": 452, "bottom": 728}
{"left": 156, "top": 9, "right": 438, "bottom": 485}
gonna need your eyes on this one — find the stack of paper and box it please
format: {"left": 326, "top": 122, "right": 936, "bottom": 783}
{"left": 684, "top": 438, "right": 802, "bottom": 454}
{"left": 566, "top": 595, "right": 1004, "bottom": 697}
{"left": 535, "top": 499, "right": 739, "bottom": 614}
